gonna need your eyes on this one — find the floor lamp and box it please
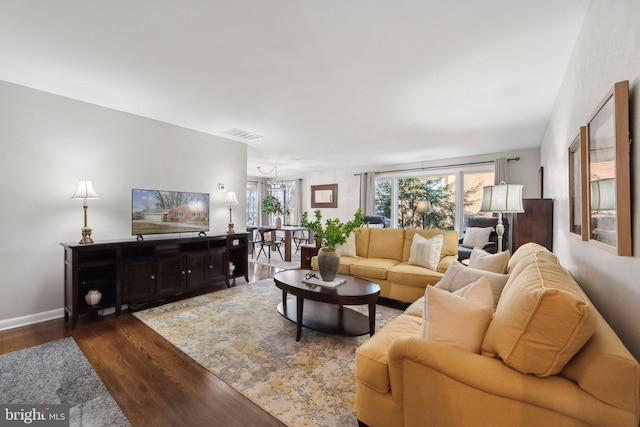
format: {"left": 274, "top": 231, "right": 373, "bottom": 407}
{"left": 479, "top": 182, "right": 524, "bottom": 252}
{"left": 416, "top": 200, "right": 433, "bottom": 229}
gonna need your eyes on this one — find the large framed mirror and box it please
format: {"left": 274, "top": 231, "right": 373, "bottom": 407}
{"left": 586, "top": 80, "right": 631, "bottom": 256}
{"left": 568, "top": 127, "right": 588, "bottom": 240}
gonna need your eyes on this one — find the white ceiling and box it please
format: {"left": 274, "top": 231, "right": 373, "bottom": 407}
{"left": 0, "top": 1, "right": 589, "bottom": 177}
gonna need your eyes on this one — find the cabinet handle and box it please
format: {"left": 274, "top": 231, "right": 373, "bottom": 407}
{"left": 187, "top": 269, "right": 192, "bottom": 274}
{"left": 151, "top": 275, "right": 155, "bottom": 280}
{"left": 182, "top": 271, "right": 186, "bottom": 275}
{"left": 209, "top": 265, "right": 213, "bottom": 269}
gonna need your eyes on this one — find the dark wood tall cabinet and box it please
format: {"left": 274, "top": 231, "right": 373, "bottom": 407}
{"left": 513, "top": 199, "right": 554, "bottom": 252}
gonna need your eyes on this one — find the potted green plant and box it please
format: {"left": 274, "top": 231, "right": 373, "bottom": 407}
{"left": 301, "top": 208, "right": 364, "bottom": 280}
{"left": 262, "top": 194, "right": 284, "bottom": 227}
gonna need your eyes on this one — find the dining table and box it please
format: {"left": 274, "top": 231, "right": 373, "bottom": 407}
{"left": 247, "top": 225, "right": 310, "bottom": 262}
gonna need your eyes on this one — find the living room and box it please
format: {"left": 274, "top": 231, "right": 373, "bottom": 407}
{"left": 1, "top": 1, "right": 639, "bottom": 426}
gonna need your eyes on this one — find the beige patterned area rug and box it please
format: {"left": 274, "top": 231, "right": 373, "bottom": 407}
{"left": 133, "top": 278, "right": 402, "bottom": 427}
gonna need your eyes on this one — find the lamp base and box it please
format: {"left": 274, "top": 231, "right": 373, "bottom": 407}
{"left": 496, "top": 212, "right": 504, "bottom": 253}
{"left": 227, "top": 223, "right": 235, "bottom": 235}
{"left": 79, "top": 227, "right": 94, "bottom": 245}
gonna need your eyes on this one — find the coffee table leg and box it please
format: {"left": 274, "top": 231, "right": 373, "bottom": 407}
{"left": 368, "top": 302, "right": 376, "bottom": 336}
{"left": 282, "top": 289, "right": 287, "bottom": 310}
{"left": 296, "top": 296, "right": 304, "bottom": 341}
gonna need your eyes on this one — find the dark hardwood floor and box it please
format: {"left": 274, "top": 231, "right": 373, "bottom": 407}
{"left": 0, "top": 261, "right": 287, "bottom": 427}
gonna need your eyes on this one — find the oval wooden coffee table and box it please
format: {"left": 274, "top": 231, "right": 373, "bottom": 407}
{"left": 273, "top": 269, "right": 381, "bottom": 341}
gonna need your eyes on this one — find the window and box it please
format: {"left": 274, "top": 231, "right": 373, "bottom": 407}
{"left": 246, "top": 181, "right": 258, "bottom": 225}
{"left": 375, "top": 167, "right": 494, "bottom": 231}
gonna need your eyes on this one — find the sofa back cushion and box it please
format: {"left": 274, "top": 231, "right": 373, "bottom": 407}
{"left": 403, "top": 229, "right": 458, "bottom": 262}
{"left": 507, "top": 242, "right": 558, "bottom": 275}
{"left": 481, "top": 249, "right": 597, "bottom": 377}
{"left": 354, "top": 227, "right": 371, "bottom": 258}
{"left": 562, "top": 310, "right": 640, "bottom": 418}
{"left": 367, "top": 228, "right": 405, "bottom": 261}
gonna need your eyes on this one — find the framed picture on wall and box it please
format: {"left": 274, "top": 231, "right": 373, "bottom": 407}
{"left": 585, "top": 80, "right": 631, "bottom": 256}
{"left": 568, "top": 127, "right": 588, "bottom": 241}
{"left": 311, "top": 184, "right": 338, "bottom": 208}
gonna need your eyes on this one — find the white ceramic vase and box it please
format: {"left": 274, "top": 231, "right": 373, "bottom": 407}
{"left": 85, "top": 289, "right": 102, "bottom": 306}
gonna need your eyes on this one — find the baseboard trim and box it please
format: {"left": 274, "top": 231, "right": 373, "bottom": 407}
{"left": 0, "top": 308, "right": 65, "bottom": 332}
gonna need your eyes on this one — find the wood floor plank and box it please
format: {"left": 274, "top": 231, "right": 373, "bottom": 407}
{"left": 0, "top": 261, "right": 287, "bottom": 427}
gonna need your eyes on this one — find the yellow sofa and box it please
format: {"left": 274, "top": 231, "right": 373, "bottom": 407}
{"left": 355, "top": 243, "right": 640, "bottom": 427}
{"left": 311, "top": 227, "right": 459, "bottom": 303}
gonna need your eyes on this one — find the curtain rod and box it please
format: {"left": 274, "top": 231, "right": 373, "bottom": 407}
{"left": 354, "top": 157, "right": 519, "bottom": 176}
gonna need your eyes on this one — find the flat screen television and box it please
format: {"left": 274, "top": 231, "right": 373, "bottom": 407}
{"left": 132, "top": 189, "right": 210, "bottom": 237}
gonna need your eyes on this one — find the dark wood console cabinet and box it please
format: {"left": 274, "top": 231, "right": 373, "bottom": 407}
{"left": 62, "top": 233, "right": 248, "bottom": 329}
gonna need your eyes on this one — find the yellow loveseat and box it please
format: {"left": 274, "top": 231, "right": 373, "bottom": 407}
{"left": 311, "top": 227, "right": 459, "bottom": 303}
{"left": 355, "top": 243, "right": 640, "bottom": 427}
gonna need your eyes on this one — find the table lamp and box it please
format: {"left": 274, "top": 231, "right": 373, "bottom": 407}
{"left": 479, "top": 182, "right": 524, "bottom": 252}
{"left": 224, "top": 191, "right": 239, "bottom": 234}
{"left": 71, "top": 179, "right": 100, "bottom": 244}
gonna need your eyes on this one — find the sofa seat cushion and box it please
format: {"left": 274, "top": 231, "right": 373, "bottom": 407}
{"left": 311, "top": 256, "right": 359, "bottom": 275}
{"left": 387, "top": 263, "right": 444, "bottom": 287}
{"left": 356, "top": 314, "right": 422, "bottom": 393}
{"left": 481, "top": 254, "right": 597, "bottom": 377}
{"left": 404, "top": 296, "right": 424, "bottom": 317}
{"left": 350, "top": 258, "right": 399, "bottom": 280}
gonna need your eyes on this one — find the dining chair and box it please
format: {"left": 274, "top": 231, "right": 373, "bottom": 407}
{"left": 255, "top": 228, "right": 283, "bottom": 262}
{"left": 292, "top": 229, "right": 310, "bottom": 254}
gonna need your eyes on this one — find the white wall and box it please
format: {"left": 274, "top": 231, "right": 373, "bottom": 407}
{"left": 0, "top": 81, "right": 247, "bottom": 328}
{"left": 540, "top": 1, "right": 640, "bottom": 359}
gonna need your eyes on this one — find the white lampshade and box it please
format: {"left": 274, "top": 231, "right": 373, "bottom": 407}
{"left": 591, "top": 178, "right": 616, "bottom": 210}
{"left": 416, "top": 200, "right": 433, "bottom": 213}
{"left": 224, "top": 191, "right": 239, "bottom": 205}
{"left": 71, "top": 179, "right": 100, "bottom": 199}
{"left": 480, "top": 183, "right": 524, "bottom": 213}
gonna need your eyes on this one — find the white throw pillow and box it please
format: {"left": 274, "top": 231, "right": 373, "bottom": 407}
{"left": 462, "top": 227, "right": 494, "bottom": 249}
{"left": 367, "top": 223, "right": 384, "bottom": 228}
{"left": 336, "top": 231, "right": 356, "bottom": 257}
{"left": 420, "top": 276, "right": 494, "bottom": 353}
{"left": 408, "top": 233, "right": 443, "bottom": 271}
{"left": 468, "top": 247, "right": 510, "bottom": 274}
{"left": 436, "top": 261, "right": 509, "bottom": 309}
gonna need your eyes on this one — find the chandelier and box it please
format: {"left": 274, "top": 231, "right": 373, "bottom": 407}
{"left": 256, "top": 166, "right": 284, "bottom": 189}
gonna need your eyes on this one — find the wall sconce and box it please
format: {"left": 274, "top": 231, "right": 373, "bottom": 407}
{"left": 224, "top": 191, "right": 239, "bottom": 234}
{"left": 479, "top": 182, "right": 524, "bottom": 252}
{"left": 71, "top": 179, "right": 100, "bottom": 244}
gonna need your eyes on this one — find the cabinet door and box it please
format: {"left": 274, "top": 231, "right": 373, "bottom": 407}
{"left": 186, "top": 251, "right": 209, "bottom": 290}
{"left": 157, "top": 255, "right": 186, "bottom": 296}
{"left": 514, "top": 199, "right": 554, "bottom": 252}
{"left": 123, "top": 258, "right": 156, "bottom": 302}
{"left": 208, "top": 248, "right": 226, "bottom": 283}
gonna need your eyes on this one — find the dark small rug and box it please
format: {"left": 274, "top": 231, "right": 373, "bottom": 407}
{"left": 0, "top": 337, "right": 130, "bottom": 427}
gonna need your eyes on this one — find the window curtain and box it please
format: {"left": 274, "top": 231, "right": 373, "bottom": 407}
{"left": 359, "top": 172, "right": 376, "bottom": 216}
{"left": 295, "top": 179, "right": 303, "bottom": 224}
{"left": 494, "top": 157, "right": 508, "bottom": 184}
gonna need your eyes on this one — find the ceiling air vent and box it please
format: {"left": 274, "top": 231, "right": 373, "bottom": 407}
{"left": 221, "top": 128, "right": 263, "bottom": 141}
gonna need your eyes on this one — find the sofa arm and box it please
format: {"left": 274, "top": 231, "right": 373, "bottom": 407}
{"left": 387, "top": 336, "right": 632, "bottom": 426}
{"left": 437, "top": 255, "right": 456, "bottom": 273}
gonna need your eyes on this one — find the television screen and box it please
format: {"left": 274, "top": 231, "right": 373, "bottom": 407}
{"left": 132, "top": 189, "right": 210, "bottom": 236}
